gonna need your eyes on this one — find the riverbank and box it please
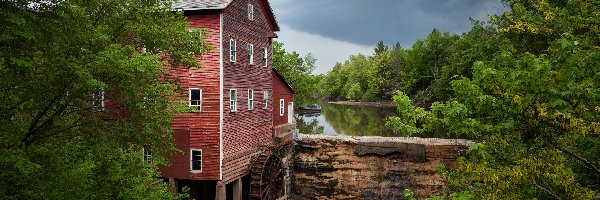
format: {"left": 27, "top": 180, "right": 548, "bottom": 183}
{"left": 328, "top": 101, "right": 396, "bottom": 108}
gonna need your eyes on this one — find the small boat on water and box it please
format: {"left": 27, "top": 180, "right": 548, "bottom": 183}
{"left": 299, "top": 104, "right": 322, "bottom": 111}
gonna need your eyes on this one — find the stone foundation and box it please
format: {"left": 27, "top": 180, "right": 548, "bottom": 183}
{"left": 291, "top": 135, "right": 471, "bottom": 200}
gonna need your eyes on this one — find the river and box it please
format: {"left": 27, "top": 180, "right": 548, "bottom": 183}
{"left": 296, "top": 102, "right": 458, "bottom": 138}
{"left": 295, "top": 102, "right": 401, "bottom": 137}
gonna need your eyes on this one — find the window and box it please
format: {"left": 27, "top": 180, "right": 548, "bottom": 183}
{"left": 93, "top": 89, "right": 105, "bottom": 111}
{"left": 230, "top": 39, "right": 237, "bottom": 62}
{"left": 189, "top": 88, "right": 201, "bottom": 111}
{"left": 263, "top": 48, "right": 268, "bottom": 67}
{"left": 248, "top": 44, "right": 254, "bottom": 65}
{"left": 248, "top": 89, "right": 254, "bottom": 110}
{"left": 143, "top": 145, "right": 152, "bottom": 164}
{"left": 230, "top": 89, "right": 237, "bottom": 112}
{"left": 262, "top": 90, "right": 269, "bottom": 109}
{"left": 279, "top": 99, "right": 285, "bottom": 116}
{"left": 248, "top": 4, "right": 254, "bottom": 20}
{"left": 190, "top": 149, "right": 202, "bottom": 172}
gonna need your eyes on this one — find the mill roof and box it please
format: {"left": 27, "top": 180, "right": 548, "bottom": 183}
{"left": 173, "top": 0, "right": 231, "bottom": 10}
{"left": 173, "top": 0, "right": 280, "bottom": 31}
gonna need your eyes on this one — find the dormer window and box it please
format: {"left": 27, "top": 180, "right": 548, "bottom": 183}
{"left": 248, "top": 4, "right": 254, "bottom": 20}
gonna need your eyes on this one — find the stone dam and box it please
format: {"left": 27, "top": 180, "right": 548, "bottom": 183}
{"left": 286, "top": 135, "right": 472, "bottom": 200}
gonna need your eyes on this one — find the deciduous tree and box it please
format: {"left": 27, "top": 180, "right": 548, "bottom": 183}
{"left": 0, "top": 0, "right": 210, "bottom": 199}
{"left": 389, "top": 0, "right": 600, "bottom": 198}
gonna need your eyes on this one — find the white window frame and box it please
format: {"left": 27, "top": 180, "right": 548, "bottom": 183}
{"left": 93, "top": 89, "right": 105, "bottom": 111}
{"left": 279, "top": 99, "right": 285, "bottom": 116}
{"left": 248, "top": 4, "right": 254, "bottom": 20}
{"left": 230, "top": 39, "right": 237, "bottom": 62}
{"left": 248, "top": 89, "right": 254, "bottom": 110}
{"left": 142, "top": 145, "right": 152, "bottom": 164}
{"left": 230, "top": 89, "right": 237, "bottom": 112}
{"left": 262, "top": 90, "right": 269, "bottom": 109}
{"left": 248, "top": 44, "right": 254, "bottom": 65}
{"left": 263, "top": 48, "right": 268, "bottom": 67}
{"left": 189, "top": 88, "right": 202, "bottom": 111}
{"left": 190, "top": 149, "right": 202, "bottom": 173}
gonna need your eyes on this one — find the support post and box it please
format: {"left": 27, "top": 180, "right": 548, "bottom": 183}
{"left": 168, "top": 178, "right": 178, "bottom": 195}
{"left": 215, "top": 184, "right": 226, "bottom": 200}
{"left": 233, "top": 178, "right": 242, "bottom": 200}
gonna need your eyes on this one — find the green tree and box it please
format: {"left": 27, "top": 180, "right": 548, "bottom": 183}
{"left": 272, "top": 41, "right": 321, "bottom": 106}
{"left": 368, "top": 42, "right": 404, "bottom": 100}
{"left": 0, "top": 0, "right": 209, "bottom": 199}
{"left": 320, "top": 62, "right": 347, "bottom": 100}
{"left": 374, "top": 40, "right": 388, "bottom": 56}
{"left": 401, "top": 29, "right": 459, "bottom": 98}
{"left": 429, "top": 20, "right": 501, "bottom": 102}
{"left": 389, "top": 0, "right": 600, "bottom": 198}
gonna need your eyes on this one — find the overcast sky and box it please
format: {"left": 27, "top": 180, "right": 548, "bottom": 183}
{"left": 270, "top": 0, "right": 505, "bottom": 74}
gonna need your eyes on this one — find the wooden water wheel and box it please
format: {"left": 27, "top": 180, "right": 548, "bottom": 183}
{"left": 250, "top": 151, "right": 285, "bottom": 200}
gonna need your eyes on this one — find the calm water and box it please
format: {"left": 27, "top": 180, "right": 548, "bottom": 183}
{"left": 296, "top": 103, "right": 402, "bottom": 137}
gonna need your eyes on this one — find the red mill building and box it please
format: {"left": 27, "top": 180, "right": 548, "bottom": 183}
{"left": 158, "top": 0, "right": 295, "bottom": 199}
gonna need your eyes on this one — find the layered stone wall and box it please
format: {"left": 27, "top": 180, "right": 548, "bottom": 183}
{"left": 292, "top": 135, "right": 472, "bottom": 200}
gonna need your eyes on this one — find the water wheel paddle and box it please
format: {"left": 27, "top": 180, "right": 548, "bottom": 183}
{"left": 250, "top": 151, "right": 285, "bottom": 200}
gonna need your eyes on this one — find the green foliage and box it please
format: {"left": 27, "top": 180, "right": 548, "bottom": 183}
{"left": 390, "top": 0, "right": 600, "bottom": 198}
{"left": 295, "top": 116, "right": 324, "bottom": 135}
{"left": 403, "top": 189, "right": 417, "bottom": 200}
{"left": 0, "top": 0, "right": 209, "bottom": 199}
{"left": 272, "top": 41, "right": 321, "bottom": 106}
{"left": 320, "top": 30, "right": 468, "bottom": 104}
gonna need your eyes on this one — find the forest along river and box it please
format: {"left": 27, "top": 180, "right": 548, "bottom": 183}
{"left": 296, "top": 102, "right": 458, "bottom": 138}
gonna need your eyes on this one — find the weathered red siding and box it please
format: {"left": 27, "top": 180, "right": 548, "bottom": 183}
{"left": 220, "top": 0, "right": 275, "bottom": 183}
{"left": 159, "top": 129, "right": 191, "bottom": 179}
{"left": 159, "top": 12, "right": 222, "bottom": 180}
{"left": 159, "top": 0, "right": 279, "bottom": 184}
{"left": 272, "top": 70, "right": 294, "bottom": 127}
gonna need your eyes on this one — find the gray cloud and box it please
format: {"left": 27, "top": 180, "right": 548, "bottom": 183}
{"left": 271, "top": 0, "right": 505, "bottom": 47}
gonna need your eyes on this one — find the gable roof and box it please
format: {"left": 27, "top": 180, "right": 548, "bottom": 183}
{"left": 272, "top": 68, "right": 296, "bottom": 94}
{"left": 173, "top": 0, "right": 280, "bottom": 31}
{"left": 173, "top": 0, "right": 230, "bottom": 10}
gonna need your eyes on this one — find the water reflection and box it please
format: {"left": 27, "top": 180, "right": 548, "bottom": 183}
{"left": 295, "top": 113, "right": 325, "bottom": 135}
{"left": 296, "top": 103, "right": 401, "bottom": 137}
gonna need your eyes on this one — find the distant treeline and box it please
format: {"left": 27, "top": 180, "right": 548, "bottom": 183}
{"left": 318, "top": 24, "right": 498, "bottom": 106}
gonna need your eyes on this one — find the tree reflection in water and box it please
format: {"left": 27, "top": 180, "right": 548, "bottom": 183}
{"left": 296, "top": 103, "right": 400, "bottom": 136}
{"left": 295, "top": 113, "right": 324, "bottom": 135}
{"left": 320, "top": 103, "right": 400, "bottom": 137}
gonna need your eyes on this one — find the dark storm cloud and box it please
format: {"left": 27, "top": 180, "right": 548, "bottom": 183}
{"left": 271, "top": 0, "right": 505, "bottom": 47}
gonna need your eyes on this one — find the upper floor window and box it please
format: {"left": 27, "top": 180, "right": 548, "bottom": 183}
{"left": 248, "top": 89, "right": 254, "bottom": 110}
{"left": 230, "top": 89, "right": 237, "bottom": 112}
{"left": 190, "top": 149, "right": 202, "bottom": 173}
{"left": 263, "top": 48, "right": 267, "bottom": 67}
{"left": 93, "top": 89, "right": 105, "bottom": 111}
{"left": 248, "top": 4, "right": 254, "bottom": 20}
{"left": 189, "top": 88, "right": 201, "bottom": 111}
{"left": 279, "top": 99, "right": 285, "bottom": 116}
{"left": 248, "top": 44, "right": 254, "bottom": 65}
{"left": 230, "top": 39, "right": 237, "bottom": 62}
{"left": 143, "top": 145, "right": 152, "bottom": 164}
{"left": 262, "top": 90, "right": 269, "bottom": 109}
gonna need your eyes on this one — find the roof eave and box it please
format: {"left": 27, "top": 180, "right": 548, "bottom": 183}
{"left": 272, "top": 68, "right": 296, "bottom": 94}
